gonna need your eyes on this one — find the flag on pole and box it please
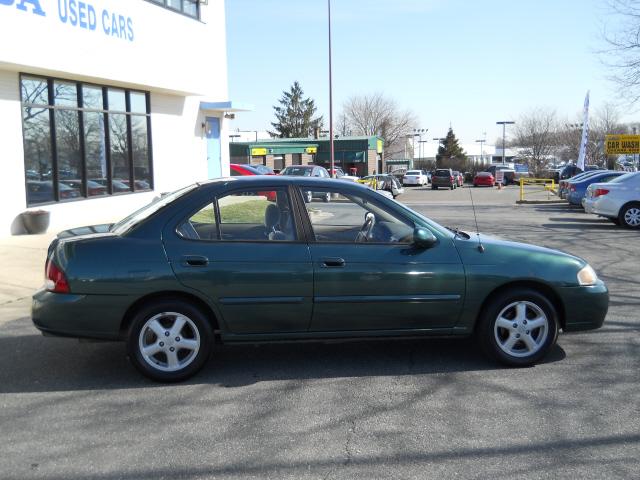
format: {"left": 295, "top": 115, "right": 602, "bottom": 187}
{"left": 577, "top": 90, "right": 590, "bottom": 171}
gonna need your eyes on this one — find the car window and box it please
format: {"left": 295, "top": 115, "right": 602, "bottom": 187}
{"left": 282, "top": 166, "right": 312, "bottom": 176}
{"left": 178, "top": 188, "right": 296, "bottom": 242}
{"left": 300, "top": 188, "right": 414, "bottom": 244}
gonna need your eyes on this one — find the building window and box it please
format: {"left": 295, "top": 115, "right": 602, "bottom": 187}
{"left": 146, "top": 0, "right": 200, "bottom": 19}
{"left": 21, "top": 74, "right": 153, "bottom": 206}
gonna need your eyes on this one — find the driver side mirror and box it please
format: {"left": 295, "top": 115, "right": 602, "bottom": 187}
{"left": 413, "top": 227, "right": 437, "bottom": 249}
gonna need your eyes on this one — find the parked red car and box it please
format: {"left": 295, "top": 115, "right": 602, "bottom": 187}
{"left": 230, "top": 164, "right": 275, "bottom": 176}
{"left": 229, "top": 164, "right": 276, "bottom": 199}
{"left": 473, "top": 172, "right": 495, "bottom": 187}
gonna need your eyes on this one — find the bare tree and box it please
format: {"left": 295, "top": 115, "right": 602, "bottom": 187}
{"left": 512, "top": 108, "right": 558, "bottom": 176}
{"left": 602, "top": 0, "right": 640, "bottom": 103}
{"left": 590, "top": 103, "right": 626, "bottom": 168}
{"left": 340, "top": 93, "right": 418, "bottom": 159}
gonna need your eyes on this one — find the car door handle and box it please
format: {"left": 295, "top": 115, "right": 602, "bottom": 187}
{"left": 181, "top": 255, "right": 209, "bottom": 267}
{"left": 322, "top": 257, "right": 345, "bottom": 268}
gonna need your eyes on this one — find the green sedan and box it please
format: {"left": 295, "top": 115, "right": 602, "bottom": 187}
{"left": 32, "top": 176, "right": 608, "bottom": 382}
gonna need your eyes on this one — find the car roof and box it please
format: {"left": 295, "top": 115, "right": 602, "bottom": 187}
{"left": 198, "top": 175, "right": 371, "bottom": 191}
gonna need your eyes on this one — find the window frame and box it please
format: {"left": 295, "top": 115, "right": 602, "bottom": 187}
{"left": 295, "top": 186, "right": 416, "bottom": 246}
{"left": 145, "top": 0, "right": 201, "bottom": 20}
{"left": 20, "top": 73, "right": 153, "bottom": 207}
{"left": 175, "top": 185, "right": 306, "bottom": 244}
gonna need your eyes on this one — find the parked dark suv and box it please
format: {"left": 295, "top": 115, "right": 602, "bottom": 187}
{"left": 431, "top": 168, "right": 456, "bottom": 190}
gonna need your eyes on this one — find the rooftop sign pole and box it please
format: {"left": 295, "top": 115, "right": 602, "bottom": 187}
{"left": 328, "top": 0, "right": 335, "bottom": 177}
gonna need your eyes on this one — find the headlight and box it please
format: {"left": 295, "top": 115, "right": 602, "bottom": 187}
{"left": 577, "top": 265, "right": 598, "bottom": 286}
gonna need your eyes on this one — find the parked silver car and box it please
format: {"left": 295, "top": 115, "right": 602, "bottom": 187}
{"left": 585, "top": 172, "right": 640, "bottom": 228}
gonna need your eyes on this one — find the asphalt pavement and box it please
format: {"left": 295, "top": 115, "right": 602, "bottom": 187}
{"left": 1, "top": 184, "right": 638, "bottom": 479}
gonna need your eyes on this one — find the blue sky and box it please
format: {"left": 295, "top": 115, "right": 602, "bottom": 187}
{"left": 226, "top": 0, "right": 628, "bottom": 145}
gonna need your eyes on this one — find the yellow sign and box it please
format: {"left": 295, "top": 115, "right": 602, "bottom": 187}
{"left": 251, "top": 147, "right": 267, "bottom": 156}
{"left": 605, "top": 134, "right": 640, "bottom": 155}
{"left": 305, "top": 147, "right": 317, "bottom": 154}
{"left": 376, "top": 139, "right": 383, "bottom": 154}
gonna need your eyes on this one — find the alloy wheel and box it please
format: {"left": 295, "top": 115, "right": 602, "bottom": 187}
{"left": 623, "top": 207, "right": 640, "bottom": 227}
{"left": 494, "top": 301, "right": 549, "bottom": 358}
{"left": 138, "top": 312, "right": 201, "bottom": 372}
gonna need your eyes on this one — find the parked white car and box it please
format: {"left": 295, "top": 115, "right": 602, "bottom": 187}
{"left": 585, "top": 172, "right": 640, "bottom": 228}
{"left": 402, "top": 170, "right": 428, "bottom": 186}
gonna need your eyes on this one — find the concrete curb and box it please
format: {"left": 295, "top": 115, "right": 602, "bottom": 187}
{"left": 515, "top": 200, "right": 566, "bottom": 205}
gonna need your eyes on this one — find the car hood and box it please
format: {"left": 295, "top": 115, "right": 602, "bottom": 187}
{"left": 453, "top": 232, "right": 587, "bottom": 286}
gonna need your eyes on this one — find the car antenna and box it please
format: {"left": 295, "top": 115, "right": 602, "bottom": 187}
{"left": 468, "top": 186, "right": 485, "bottom": 253}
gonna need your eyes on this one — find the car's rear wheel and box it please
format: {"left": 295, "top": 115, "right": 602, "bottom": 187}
{"left": 477, "top": 288, "right": 558, "bottom": 367}
{"left": 304, "top": 191, "right": 312, "bottom": 203}
{"left": 127, "top": 299, "right": 213, "bottom": 382}
{"left": 323, "top": 192, "right": 331, "bottom": 203}
{"left": 619, "top": 203, "right": 640, "bottom": 229}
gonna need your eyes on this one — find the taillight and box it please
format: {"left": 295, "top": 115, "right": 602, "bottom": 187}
{"left": 450, "top": 176, "right": 454, "bottom": 181}
{"left": 594, "top": 188, "right": 609, "bottom": 197}
{"left": 45, "top": 259, "right": 70, "bottom": 293}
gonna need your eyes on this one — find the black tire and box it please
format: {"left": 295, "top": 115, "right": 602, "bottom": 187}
{"left": 304, "top": 191, "right": 312, "bottom": 203}
{"left": 618, "top": 203, "right": 640, "bottom": 229}
{"left": 450, "top": 185, "right": 455, "bottom": 190}
{"left": 432, "top": 186, "right": 437, "bottom": 190}
{"left": 476, "top": 288, "right": 558, "bottom": 367}
{"left": 127, "top": 299, "right": 213, "bottom": 382}
{"left": 323, "top": 192, "right": 331, "bottom": 203}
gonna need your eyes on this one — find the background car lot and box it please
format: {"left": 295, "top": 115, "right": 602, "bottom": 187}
{"left": 0, "top": 185, "right": 638, "bottom": 479}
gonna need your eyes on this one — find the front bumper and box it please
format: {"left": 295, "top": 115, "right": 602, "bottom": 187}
{"left": 32, "top": 289, "right": 132, "bottom": 340}
{"left": 559, "top": 280, "right": 609, "bottom": 332}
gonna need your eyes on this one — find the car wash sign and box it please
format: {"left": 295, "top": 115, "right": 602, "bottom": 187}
{"left": 1, "top": 0, "right": 135, "bottom": 42}
{"left": 605, "top": 134, "right": 640, "bottom": 155}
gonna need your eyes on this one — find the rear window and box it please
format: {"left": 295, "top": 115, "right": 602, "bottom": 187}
{"left": 477, "top": 172, "right": 491, "bottom": 177}
{"left": 435, "top": 170, "right": 450, "bottom": 177}
{"left": 406, "top": 170, "right": 421, "bottom": 175}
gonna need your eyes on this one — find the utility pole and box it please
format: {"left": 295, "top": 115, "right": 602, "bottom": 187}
{"left": 328, "top": 0, "right": 335, "bottom": 177}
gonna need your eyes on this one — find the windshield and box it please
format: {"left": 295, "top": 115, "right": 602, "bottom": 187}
{"left": 281, "top": 166, "right": 312, "bottom": 176}
{"left": 251, "top": 164, "right": 272, "bottom": 175}
{"left": 110, "top": 184, "right": 198, "bottom": 235}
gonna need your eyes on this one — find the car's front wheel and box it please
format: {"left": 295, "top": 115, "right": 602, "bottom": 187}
{"left": 323, "top": 192, "right": 331, "bottom": 203}
{"left": 477, "top": 289, "right": 558, "bottom": 367}
{"left": 127, "top": 299, "right": 213, "bottom": 382}
{"left": 619, "top": 203, "right": 640, "bottom": 229}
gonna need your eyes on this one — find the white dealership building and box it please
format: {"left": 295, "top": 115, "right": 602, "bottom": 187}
{"left": 0, "top": 0, "right": 242, "bottom": 235}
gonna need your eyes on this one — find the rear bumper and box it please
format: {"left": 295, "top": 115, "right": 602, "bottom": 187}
{"left": 559, "top": 280, "right": 609, "bottom": 332}
{"left": 593, "top": 197, "right": 621, "bottom": 218}
{"left": 32, "top": 289, "right": 131, "bottom": 340}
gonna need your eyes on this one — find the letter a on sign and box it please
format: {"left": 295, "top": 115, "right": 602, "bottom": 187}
{"left": 15, "top": 0, "right": 46, "bottom": 16}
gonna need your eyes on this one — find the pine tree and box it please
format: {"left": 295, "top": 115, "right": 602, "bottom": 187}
{"left": 269, "top": 81, "right": 323, "bottom": 138}
{"left": 436, "top": 127, "right": 467, "bottom": 170}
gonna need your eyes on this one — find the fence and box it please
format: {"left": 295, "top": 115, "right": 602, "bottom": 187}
{"left": 519, "top": 178, "right": 556, "bottom": 202}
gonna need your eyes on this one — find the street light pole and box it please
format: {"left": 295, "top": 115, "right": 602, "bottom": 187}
{"left": 475, "top": 138, "right": 486, "bottom": 166}
{"left": 328, "top": 0, "right": 335, "bottom": 178}
{"left": 496, "top": 121, "right": 515, "bottom": 165}
{"left": 433, "top": 137, "right": 444, "bottom": 168}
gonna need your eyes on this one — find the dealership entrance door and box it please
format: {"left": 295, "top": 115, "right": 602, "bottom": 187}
{"left": 206, "top": 117, "right": 221, "bottom": 179}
